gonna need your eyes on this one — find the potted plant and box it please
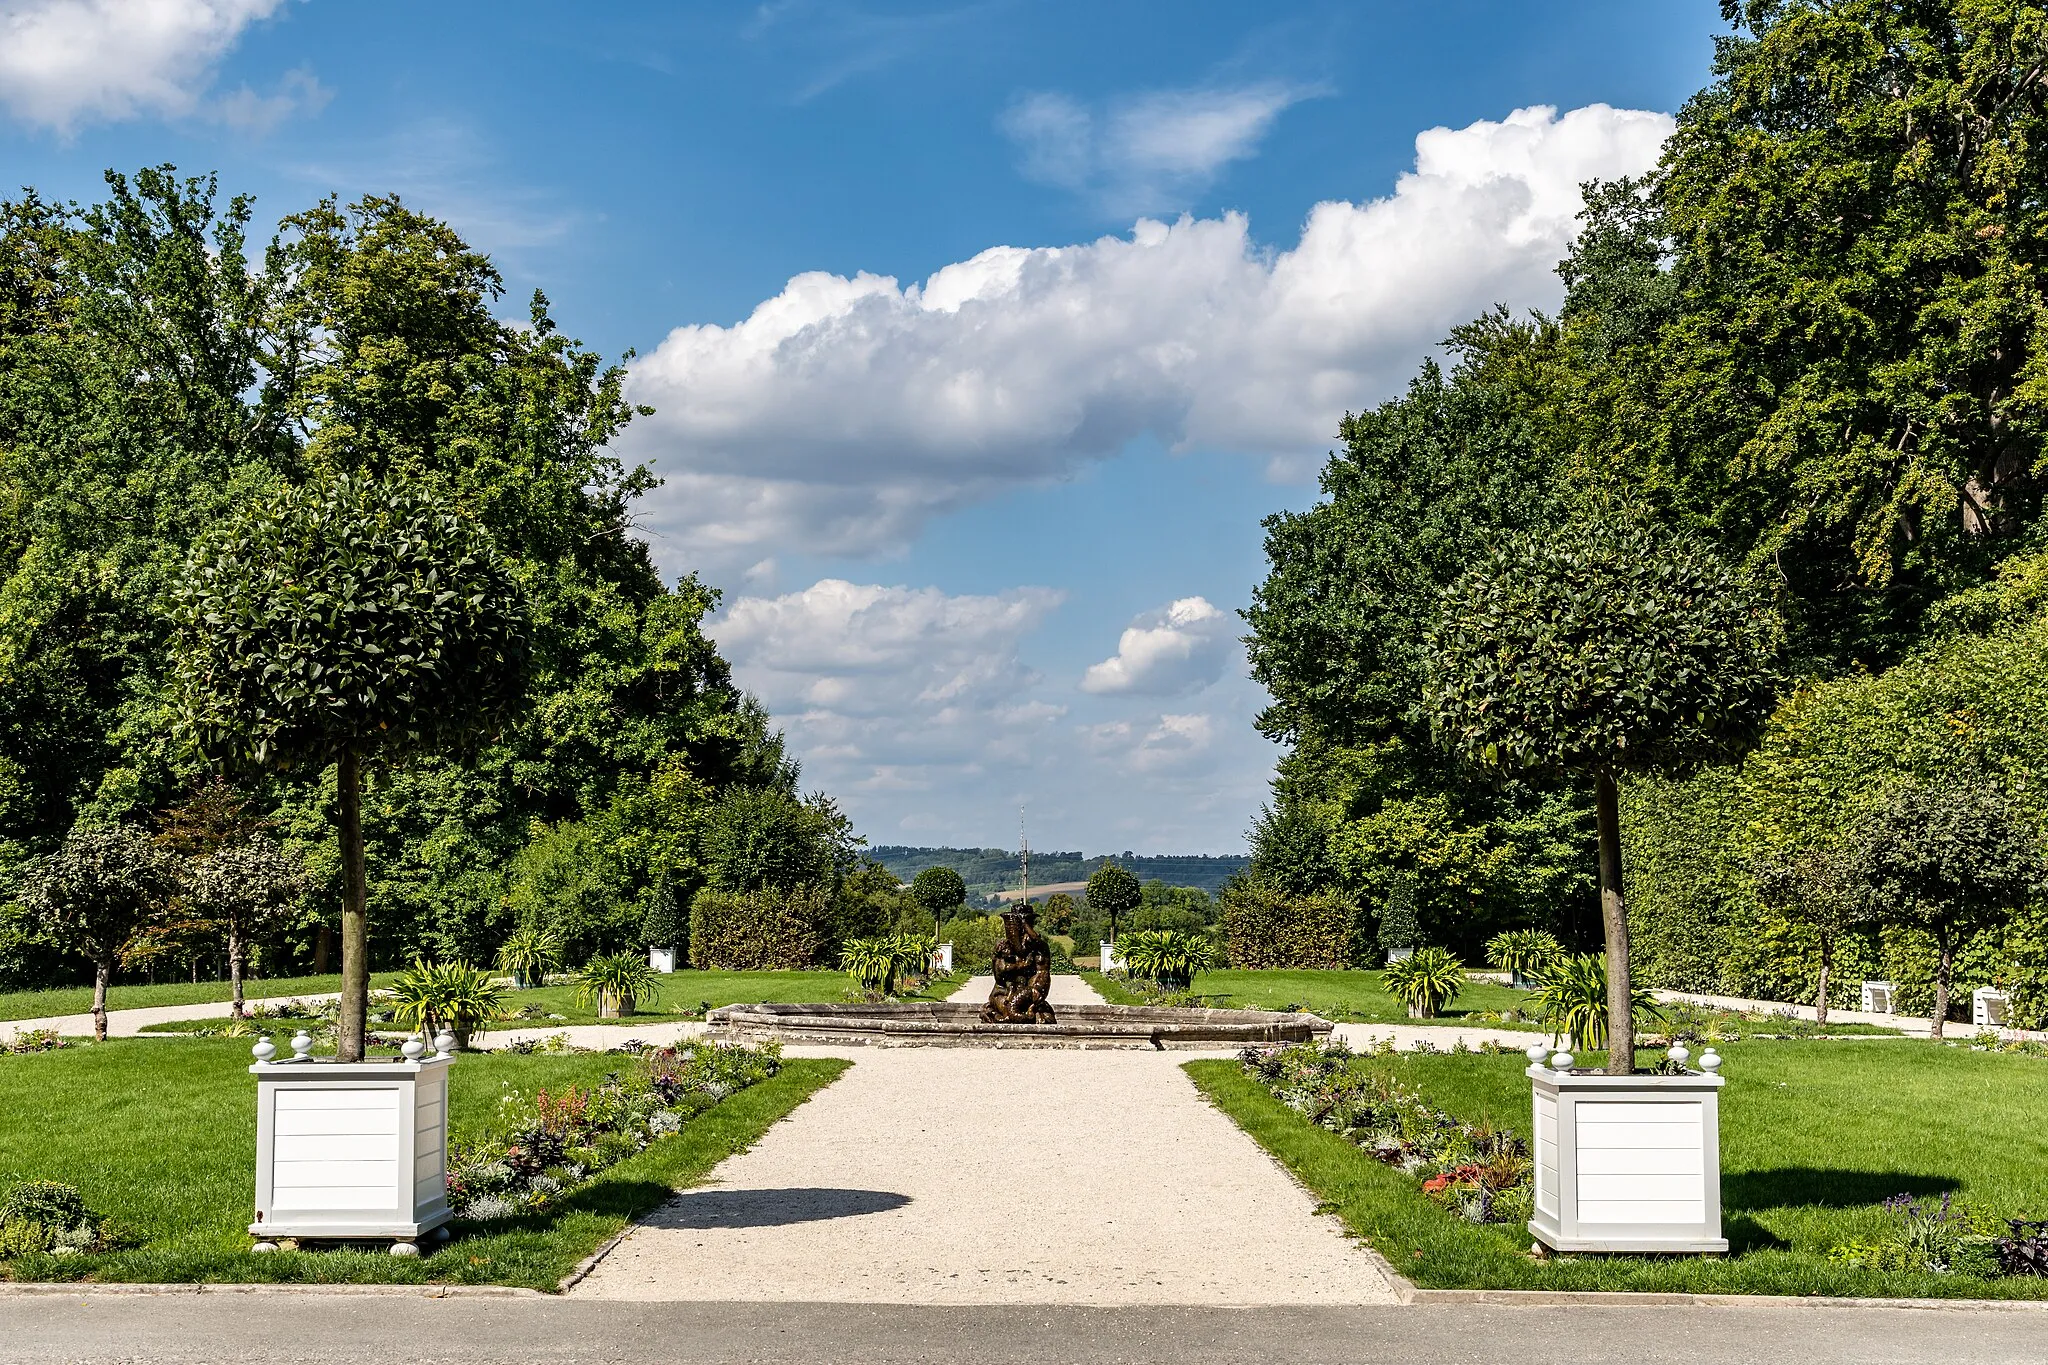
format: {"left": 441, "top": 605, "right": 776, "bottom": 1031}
{"left": 1381, "top": 945, "right": 1464, "bottom": 1018}
{"left": 576, "top": 952, "right": 661, "bottom": 1018}
{"left": 496, "top": 927, "right": 563, "bottom": 989}
{"left": 386, "top": 960, "right": 507, "bottom": 1050}
{"left": 1486, "top": 928, "right": 1565, "bottom": 990}
{"left": 1118, "top": 928, "right": 1216, "bottom": 993}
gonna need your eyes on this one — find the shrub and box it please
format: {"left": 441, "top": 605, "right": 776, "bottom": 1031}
{"left": 0, "top": 1181, "right": 117, "bottom": 1258}
{"left": 576, "top": 953, "right": 662, "bottom": 1017}
{"left": 640, "top": 882, "right": 689, "bottom": 952}
{"left": 1381, "top": 946, "right": 1465, "bottom": 1018}
{"left": 938, "top": 914, "right": 1003, "bottom": 972}
{"left": 1118, "top": 928, "right": 1216, "bottom": 990}
{"left": 1222, "top": 882, "right": 1358, "bottom": 969}
{"left": 841, "top": 933, "right": 933, "bottom": 996}
{"left": 688, "top": 885, "right": 829, "bottom": 969}
{"left": 1531, "top": 953, "right": 1663, "bottom": 1052}
{"left": 384, "top": 961, "right": 507, "bottom": 1040}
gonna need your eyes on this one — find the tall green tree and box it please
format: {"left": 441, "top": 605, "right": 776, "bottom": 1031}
{"left": 911, "top": 866, "right": 967, "bottom": 922}
{"left": 21, "top": 824, "right": 177, "bottom": 1040}
{"left": 1427, "top": 515, "right": 1782, "bottom": 1072}
{"left": 1563, "top": 0, "right": 2048, "bottom": 667}
{"left": 1086, "top": 861, "right": 1142, "bottom": 942}
{"left": 1856, "top": 770, "right": 2043, "bottom": 1037}
{"left": 171, "top": 474, "right": 526, "bottom": 1061}
{"left": 1244, "top": 313, "right": 1596, "bottom": 949}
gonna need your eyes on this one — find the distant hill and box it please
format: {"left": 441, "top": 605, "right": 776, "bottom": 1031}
{"left": 871, "top": 846, "right": 1249, "bottom": 903}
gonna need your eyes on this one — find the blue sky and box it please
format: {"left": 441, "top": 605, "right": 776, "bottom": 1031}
{"left": 1, "top": 0, "right": 1724, "bottom": 854}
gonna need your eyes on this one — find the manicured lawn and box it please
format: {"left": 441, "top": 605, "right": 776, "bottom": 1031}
{"left": 0, "top": 973, "right": 403, "bottom": 1024}
{"left": 0, "top": 1037, "right": 846, "bottom": 1288}
{"left": 1191, "top": 1039, "right": 2048, "bottom": 1298}
{"left": 134, "top": 968, "right": 969, "bottom": 1034}
{"left": 1085, "top": 968, "right": 1539, "bottom": 1025}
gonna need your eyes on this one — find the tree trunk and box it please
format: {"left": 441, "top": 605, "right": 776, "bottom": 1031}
{"left": 1814, "top": 934, "right": 1831, "bottom": 1028}
{"left": 229, "top": 924, "right": 246, "bottom": 1018}
{"left": 314, "top": 924, "right": 333, "bottom": 975}
{"left": 1931, "top": 935, "right": 1954, "bottom": 1042}
{"left": 92, "top": 960, "right": 110, "bottom": 1043}
{"left": 336, "top": 750, "right": 370, "bottom": 1063}
{"left": 1595, "top": 773, "right": 1635, "bottom": 1075}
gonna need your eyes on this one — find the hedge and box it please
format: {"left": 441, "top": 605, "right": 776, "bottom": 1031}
{"left": 688, "top": 886, "right": 829, "bottom": 970}
{"left": 1222, "top": 883, "right": 1360, "bottom": 969}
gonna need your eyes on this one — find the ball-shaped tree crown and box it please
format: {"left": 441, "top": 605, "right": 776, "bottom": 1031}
{"left": 1086, "top": 861, "right": 1142, "bottom": 917}
{"left": 911, "top": 865, "right": 966, "bottom": 915}
{"left": 1425, "top": 516, "right": 1782, "bottom": 780}
{"left": 22, "top": 824, "right": 178, "bottom": 961}
{"left": 170, "top": 474, "right": 527, "bottom": 767}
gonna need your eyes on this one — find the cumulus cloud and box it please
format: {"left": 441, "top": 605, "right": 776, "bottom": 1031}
{"left": 710, "top": 580, "right": 1066, "bottom": 786}
{"left": 710, "top": 578, "right": 1268, "bottom": 847}
{"left": 0, "top": 0, "right": 302, "bottom": 132}
{"left": 1002, "top": 82, "right": 1311, "bottom": 213}
{"left": 623, "top": 103, "right": 1672, "bottom": 570}
{"left": 1080, "top": 596, "right": 1233, "bottom": 696}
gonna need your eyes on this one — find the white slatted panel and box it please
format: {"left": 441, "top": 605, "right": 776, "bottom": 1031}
{"left": 1533, "top": 1091, "right": 1559, "bottom": 1218}
{"left": 1575, "top": 1098, "right": 1704, "bottom": 1224}
{"left": 271, "top": 1086, "right": 402, "bottom": 1213}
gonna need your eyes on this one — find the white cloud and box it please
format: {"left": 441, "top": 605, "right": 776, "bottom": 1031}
{"left": 624, "top": 103, "right": 1672, "bottom": 570}
{"left": 1080, "top": 596, "right": 1233, "bottom": 696}
{"left": 708, "top": 578, "right": 1272, "bottom": 848}
{"left": 0, "top": 0, "right": 295, "bottom": 132}
{"left": 1002, "top": 82, "right": 1310, "bottom": 212}
{"left": 210, "top": 62, "right": 328, "bottom": 134}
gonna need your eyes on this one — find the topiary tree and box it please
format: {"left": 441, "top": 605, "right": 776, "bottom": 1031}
{"left": 1749, "top": 843, "right": 1866, "bottom": 1027}
{"left": 1426, "top": 516, "right": 1780, "bottom": 1073}
{"left": 1086, "top": 860, "right": 1142, "bottom": 944}
{"left": 185, "top": 833, "right": 305, "bottom": 1018}
{"left": 911, "top": 866, "right": 967, "bottom": 924}
{"left": 640, "top": 878, "right": 688, "bottom": 955}
{"left": 170, "top": 474, "right": 526, "bottom": 1061}
{"left": 21, "top": 825, "right": 178, "bottom": 1041}
{"left": 1377, "top": 872, "right": 1421, "bottom": 962}
{"left": 1855, "top": 771, "right": 2044, "bottom": 1039}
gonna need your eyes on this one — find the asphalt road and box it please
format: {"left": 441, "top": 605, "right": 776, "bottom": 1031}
{"left": 0, "top": 1297, "right": 2040, "bottom": 1364}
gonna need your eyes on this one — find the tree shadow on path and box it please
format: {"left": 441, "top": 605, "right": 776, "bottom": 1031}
{"left": 641, "top": 1187, "right": 911, "bottom": 1229}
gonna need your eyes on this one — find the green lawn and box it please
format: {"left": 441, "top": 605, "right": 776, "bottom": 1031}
{"left": 0, "top": 1037, "right": 846, "bottom": 1288}
{"left": 137, "top": 968, "right": 969, "bottom": 1034}
{"left": 0, "top": 973, "right": 409, "bottom": 1024}
{"left": 1191, "top": 1040, "right": 2048, "bottom": 1298}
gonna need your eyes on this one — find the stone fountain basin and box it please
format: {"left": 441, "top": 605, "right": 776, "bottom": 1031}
{"left": 706, "top": 1000, "right": 1333, "bottom": 1049}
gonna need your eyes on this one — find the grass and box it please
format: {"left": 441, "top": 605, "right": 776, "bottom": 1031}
{"left": 0, "top": 1036, "right": 847, "bottom": 1288}
{"left": 1190, "top": 1039, "right": 2048, "bottom": 1298}
{"left": 131, "top": 968, "right": 971, "bottom": 1035}
{"left": 0, "top": 973, "right": 403, "bottom": 1024}
{"left": 1084, "top": 968, "right": 1899, "bottom": 1036}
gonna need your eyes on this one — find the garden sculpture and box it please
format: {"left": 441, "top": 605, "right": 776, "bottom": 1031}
{"left": 982, "top": 908, "right": 1056, "bottom": 1024}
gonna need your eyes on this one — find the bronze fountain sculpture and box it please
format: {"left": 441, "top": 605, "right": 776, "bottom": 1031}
{"left": 981, "top": 908, "right": 1055, "bottom": 1024}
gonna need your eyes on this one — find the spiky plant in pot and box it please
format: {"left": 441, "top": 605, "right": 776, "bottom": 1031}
{"left": 1381, "top": 946, "right": 1465, "bottom": 1019}
{"left": 1485, "top": 928, "right": 1566, "bottom": 989}
{"left": 497, "top": 927, "right": 564, "bottom": 988}
{"left": 576, "top": 952, "right": 661, "bottom": 1018}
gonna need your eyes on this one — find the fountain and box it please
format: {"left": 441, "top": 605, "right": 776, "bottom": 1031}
{"left": 710, "top": 908, "right": 1330, "bottom": 1049}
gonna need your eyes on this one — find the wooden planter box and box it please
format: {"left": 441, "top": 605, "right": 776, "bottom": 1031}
{"left": 250, "top": 1048, "right": 453, "bottom": 1244}
{"left": 932, "top": 943, "right": 954, "bottom": 974}
{"left": 1861, "top": 980, "right": 1896, "bottom": 1013}
{"left": 1527, "top": 1059, "right": 1726, "bottom": 1254}
{"left": 649, "top": 946, "right": 677, "bottom": 973}
{"left": 1100, "top": 940, "right": 1124, "bottom": 974}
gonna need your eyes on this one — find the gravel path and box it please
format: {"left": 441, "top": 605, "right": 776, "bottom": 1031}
{"left": 572, "top": 972, "right": 1395, "bottom": 1305}
{"left": 0, "top": 992, "right": 344, "bottom": 1043}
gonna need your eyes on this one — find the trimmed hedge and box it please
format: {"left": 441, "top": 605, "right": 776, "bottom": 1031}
{"left": 687, "top": 886, "right": 828, "bottom": 970}
{"left": 1222, "top": 883, "right": 1359, "bottom": 969}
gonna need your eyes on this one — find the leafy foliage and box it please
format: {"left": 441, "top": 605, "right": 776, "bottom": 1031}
{"left": 1485, "top": 929, "right": 1566, "bottom": 983}
{"left": 1220, "top": 882, "right": 1359, "bottom": 970}
{"left": 1531, "top": 954, "right": 1663, "bottom": 1053}
{"left": 574, "top": 952, "right": 661, "bottom": 1017}
{"left": 385, "top": 960, "right": 507, "bottom": 1038}
{"left": 1115, "top": 928, "right": 1216, "bottom": 991}
{"left": 19, "top": 825, "right": 176, "bottom": 1037}
{"left": 910, "top": 866, "right": 965, "bottom": 918}
{"left": 686, "top": 886, "right": 829, "bottom": 971}
{"left": 1381, "top": 946, "right": 1466, "bottom": 1019}
{"left": 495, "top": 927, "right": 563, "bottom": 988}
{"left": 1085, "top": 861, "right": 1142, "bottom": 935}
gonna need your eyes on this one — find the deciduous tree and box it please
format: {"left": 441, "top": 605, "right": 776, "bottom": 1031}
{"left": 21, "top": 825, "right": 177, "bottom": 1040}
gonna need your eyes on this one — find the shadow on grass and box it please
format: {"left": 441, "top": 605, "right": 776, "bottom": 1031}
{"left": 1724, "top": 1168, "right": 1961, "bottom": 1211}
{"left": 1722, "top": 1214, "right": 1790, "bottom": 1254}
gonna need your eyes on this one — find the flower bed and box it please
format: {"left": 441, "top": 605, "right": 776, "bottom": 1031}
{"left": 1238, "top": 1041, "right": 1531, "bottom": 1225}
{"left": 448, "top": 1040, "right": 780, "bottom": 1221}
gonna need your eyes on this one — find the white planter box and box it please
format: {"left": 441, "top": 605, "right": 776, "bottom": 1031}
{"left": 250, "top": 1051, "right": 453, "bottom": 1242}
{"left": 932, "top": 943, "right": 953, "bottom": 974}
{"left": 649, "top": 946, "right": 677, "bottom": 973}
{"left": 1527, "top": 1060, "right": 1726, "bottom": 1254}
{"left": 1385, "top": 946, "right": 1414, "bottom": 963}
{"left": 1861, "top": 980, "right": 1895, "bottom": 1013}
{"left": 1100, "top": 940, "right": 1124, "bottom": 973}
{"left": 1974, "top": 987, "right": 2010, "bottom": 1027}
